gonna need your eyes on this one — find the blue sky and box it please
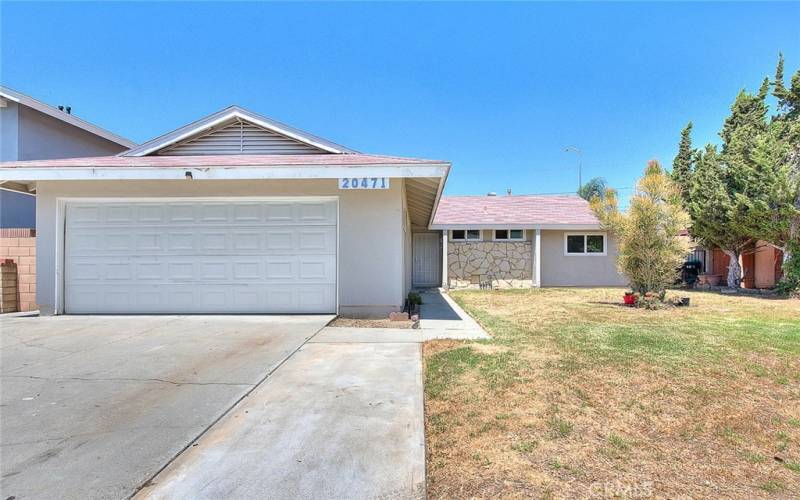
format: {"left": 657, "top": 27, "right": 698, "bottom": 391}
{"left": 2, "top": 2, "right": 798, "bottom": 201}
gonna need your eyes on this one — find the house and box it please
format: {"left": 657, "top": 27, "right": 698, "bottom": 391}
{"left": 0, "top": 86, "right": 135, "bottom": 229}
{"left": 429, "top": 194, "right": 627, "bottom": 288}
{"left": 0, "top": 105, "right": 449, "bottom": 316}
{"left": 707, "top": 242, "right": 784, "bottom": 289}
{"left": 0, "top": 86, "right": 135, "bottom": 312}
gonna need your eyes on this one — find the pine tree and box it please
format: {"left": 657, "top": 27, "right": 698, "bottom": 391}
{"left": 688, "top": 145, "right": 753, "bottom": 288}
{"left": 671, "top": 122, "right": 694, "bottom": 206}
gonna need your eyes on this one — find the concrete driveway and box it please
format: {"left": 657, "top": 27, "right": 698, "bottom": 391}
{"left": 0, "top": 315, "right": 331, "bottom": 500}
{"left": 1, "top": 314, "right": 428, "bottom": 500}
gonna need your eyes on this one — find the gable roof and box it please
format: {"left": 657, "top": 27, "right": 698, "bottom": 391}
{"left": 431, "top": 194, "right": 601, "bottom": 229}
{"left": 0, "top": 86, "right": 136, "bottom": 148}
{"left": 122, "top": 106, "right": 356, "bottom": 157}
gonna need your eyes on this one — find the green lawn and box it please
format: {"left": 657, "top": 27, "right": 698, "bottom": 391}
{"left": 424, "top": 288, "right": 800, "bottom": 498}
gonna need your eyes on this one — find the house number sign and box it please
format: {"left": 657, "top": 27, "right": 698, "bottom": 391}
{"left": 339, "top": 177, "right": 390, "bottom": 190}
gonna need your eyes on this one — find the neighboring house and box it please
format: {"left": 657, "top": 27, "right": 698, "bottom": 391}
{"left": 430, "top": 194, "right": 627, "bottom": 288}
{"left": 707, "top": 242, "right": 783, "bottom": 289}
{"left": 0, "top": 86, "right": 135, "bottom": 228}
{"left": 0, "top": 105, "right": 449, "bottom": 316}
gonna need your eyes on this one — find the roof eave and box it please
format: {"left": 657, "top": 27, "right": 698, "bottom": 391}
{"left": 0, "top": 86, "right": 136, "bottom": 149}
{"left": 0, "top": 162, "right": 450, "bottom": 182}
{"left": 429, "top": 223, "right": 603, "bottom": 230}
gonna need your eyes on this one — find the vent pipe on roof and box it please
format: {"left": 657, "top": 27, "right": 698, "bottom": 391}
{"left": 507, "top": 188, "right": 512, "bottom": 196}
{"left": 58, "top": 106, "right": 64, "bottom": 111}
{"left": 66, "top": 106, "right": 71, "bottom": 114}
{"left": 487, "top": 192, "right": 497, "bottom": 196}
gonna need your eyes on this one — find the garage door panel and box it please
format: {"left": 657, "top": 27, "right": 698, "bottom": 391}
{"left": 65, "top": 199, "right": 337, "bottom": 314}
{"left": 66, "top": 284, "right": 337, "bottom": 314}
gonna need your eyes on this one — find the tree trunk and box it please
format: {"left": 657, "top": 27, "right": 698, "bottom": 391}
{"left": 722, "top": 249, "right": 742, "bottom": 289}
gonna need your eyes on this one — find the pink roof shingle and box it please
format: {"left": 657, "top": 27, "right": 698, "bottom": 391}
{"left": 432, "top": 194, "right": 600, "bottom": 227}
{"left": 0, "top": 154, "right": 447, "bottom": 169}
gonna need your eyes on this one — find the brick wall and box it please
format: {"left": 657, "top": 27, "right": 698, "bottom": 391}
{"left": 0, "top": 229, "right": 36, "bottom": 312}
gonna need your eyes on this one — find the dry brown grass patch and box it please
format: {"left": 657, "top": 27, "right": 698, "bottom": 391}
{"left": 425, "top": 288, "right": 800, "bottom": 498}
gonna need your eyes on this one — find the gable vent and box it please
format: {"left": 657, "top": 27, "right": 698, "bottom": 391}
{"left": 158, "top": 118, "right": 329, "bottom": 156}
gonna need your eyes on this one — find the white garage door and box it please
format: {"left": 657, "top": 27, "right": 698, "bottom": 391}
{"left": 64, "top": 199, "right": 337, "bottom": 314}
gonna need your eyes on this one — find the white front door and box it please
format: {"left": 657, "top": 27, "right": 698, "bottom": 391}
{"left": 64, "top": 198, "right": 337, "bottom": 314}
{"left": 412, "top": 232, "right": 441, "bottom": 287}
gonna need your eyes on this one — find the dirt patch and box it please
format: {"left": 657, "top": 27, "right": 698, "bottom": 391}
{"left": 330, "top": 317, "right": 415, "bottom": 329}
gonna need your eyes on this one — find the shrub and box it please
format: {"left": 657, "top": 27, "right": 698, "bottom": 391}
{"left": 407, "top": 292, "right": 423, "bottom": 306}
{"left": 591, "top": 161, "right": 691, "bottom": 298}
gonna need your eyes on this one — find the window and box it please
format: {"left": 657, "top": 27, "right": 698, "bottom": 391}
{"left": 564, "top": 233, "right": 606, "bottom": 256}
{"left": 451, "top": 229, "right": 481, "bottom": 241}
{"left": 494, "top": 229, "right": 524, "bottom": 241}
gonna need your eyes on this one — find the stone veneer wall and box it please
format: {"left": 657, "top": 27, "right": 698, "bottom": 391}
{"left": 448, "top": 241, "right": 532, "bottom": 289}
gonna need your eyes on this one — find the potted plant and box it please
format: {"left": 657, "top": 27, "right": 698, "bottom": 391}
{"left": 623, "top": 291, "right": 636, "bottom": 306}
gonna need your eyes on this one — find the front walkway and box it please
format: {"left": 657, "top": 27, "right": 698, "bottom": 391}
{"left": 314, "top": 289, "right": 490, "bottom": 343}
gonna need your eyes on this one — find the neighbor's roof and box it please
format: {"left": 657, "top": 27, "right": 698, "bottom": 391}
{"left": 431, "top": 194, "right": 601, "bottom": 229}
{"left": 0, "top": 86, "right": 136, "bottom": 148}
{"left": 0, "top": 153, "right": 447, "bottom": 169}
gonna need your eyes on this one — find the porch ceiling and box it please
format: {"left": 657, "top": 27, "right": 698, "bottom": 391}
{"left": 406, "top": 177, "right": 441, "bottom": 228}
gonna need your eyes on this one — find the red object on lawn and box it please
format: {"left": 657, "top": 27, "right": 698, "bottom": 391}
{"left": 623, "top": 293, "right": 636, "bottom": 306}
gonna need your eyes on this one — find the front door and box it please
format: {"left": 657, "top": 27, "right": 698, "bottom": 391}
{"left": 412, "top": 232, "right": 441, "bottom": 287}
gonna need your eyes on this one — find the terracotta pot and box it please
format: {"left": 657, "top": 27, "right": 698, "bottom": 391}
{"left": 699, "top": 274, "right": 722, "bottom": 286}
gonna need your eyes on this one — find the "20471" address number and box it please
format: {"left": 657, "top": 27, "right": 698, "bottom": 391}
{"left": 339, "top": 177, "right": 390, "bottom": 190}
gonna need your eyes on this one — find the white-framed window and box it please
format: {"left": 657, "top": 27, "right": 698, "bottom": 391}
{"left": 564, "top": 232, "right": 607, "bottom": 256}
{"left": 450, "top": 229, "right": 481, "bottom": 241}
{"left": 493, "top": 229, "right": 525, "bottom": 241}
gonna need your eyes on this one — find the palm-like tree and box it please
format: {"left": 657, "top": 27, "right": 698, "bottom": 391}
{"left": 577, "top": 177, "right": 610, "bottom": 201}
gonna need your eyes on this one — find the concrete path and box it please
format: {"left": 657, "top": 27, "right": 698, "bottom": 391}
{"left": 0, "top": 315, "right": 331, "bottom": 500}
{"left": 418, "top": 289, "right": 488, "bottom": 336}
{"left": 312, "top": 289, "right": 490, "bottom": 343}
{"left": 136, "top": 341, "right": 425, "bottom": 500}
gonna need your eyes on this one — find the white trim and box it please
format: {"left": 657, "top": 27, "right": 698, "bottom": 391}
{"left": 122, "top": 107, "right": 355, "bottom": 157}
{"left": 0, "top": 164, "right": 449, "bottom": 182}
{"left": 55, "top": 195, "right": 339, "bottom": 315}
{"left": 0, "top": 185, "right": 35, "bottom": 196}
{"left": 492, "top": 228, "right": 525, "bottom": 241}
{"left": 441, "top": 230, "right": 448, "bottom": 288}
{"left": 0, "top": 86, "right": 136, "bottom": 148}
{"left": 449, "top": 229, "right": 482, "bottom": 242}
{"left": 534, "top": 228, "right": 542, "bottom": 287}
{"left": 563, "top": 232, "right": 607, "bottom": 256}
{"left": 431, "top": 223, "right": 602, "bottom": 231}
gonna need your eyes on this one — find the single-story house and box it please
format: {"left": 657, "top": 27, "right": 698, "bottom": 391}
{"left": 430, "top": 194, "right": 627, "bottom": 288}
{"left": 0, "top": 106, "right": 449, "bottom": 317}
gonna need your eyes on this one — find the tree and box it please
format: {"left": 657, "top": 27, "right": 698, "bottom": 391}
{"left": 577, "top": 177, "right": 610, "bottom": 201}
{"left": 675, "top": 55, "right": 800, "bottom": 292}
{"left": 687, "top": 145, "right": 753, "bottom": 288}
{"left": 769, "top": 54, "right": 800, "bottom": 291}
{"left": 591, "top": 161, "right": 690, "bottom": 297}
{"left": 671, "top": 122, "right": 694, "bottom": 205}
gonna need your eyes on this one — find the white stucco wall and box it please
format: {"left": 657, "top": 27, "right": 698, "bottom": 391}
{"left": 34, "top": 179, "right": 407, "bottom": 317}
{"left": 540, "top": 230, "right": 627, "bottom": 287}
